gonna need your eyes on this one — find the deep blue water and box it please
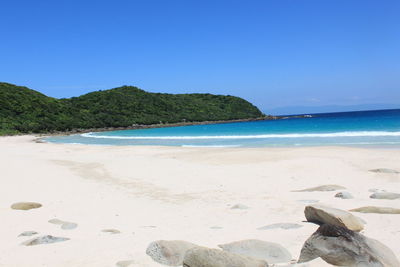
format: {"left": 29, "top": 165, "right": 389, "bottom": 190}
{"left": 45, "top": 109, "right": 400, "bottom": 147}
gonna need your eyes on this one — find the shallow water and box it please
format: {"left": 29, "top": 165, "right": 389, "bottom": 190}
{"left": 45, "top": 109, "right": 400, "bottom": 147}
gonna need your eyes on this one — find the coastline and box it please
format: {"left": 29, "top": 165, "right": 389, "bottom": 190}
{"left": 1, "top": 135, "right": 399, "bottom": 266}
{"left": 3, "top": 114, "right": 314, "bottom": 138}
{"left": 36, "top": 116, "right": 276, "bottom": 137}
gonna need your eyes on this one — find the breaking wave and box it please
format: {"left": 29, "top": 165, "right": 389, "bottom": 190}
{"left": 81, "top": 131, "right": 400, "bottom": 140}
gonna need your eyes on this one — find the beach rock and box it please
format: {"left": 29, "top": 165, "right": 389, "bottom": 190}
{"left": 146, "top": 240, "right": 198, "bottom": 266}
{"left": 102, "top": 229, "right": 121, "bottom": 234}
{"left": 292, "top": 185, "right": 346, "bottom": 192}
{"left": 183, "top": 247, "right": 269, "bottom": 267}
{"left": 18, "top": 231, "right": 38, "bottom": 237}
{"left": 11, "top": 202, "right": 42, "bottom": 210}
{"left": 218, "top": 239, "right": 291, "bottom": 264}
{"left": 48, "top": 218, "right": 64, "bottom": 224}
{"left": 370, "top": 192, "right": 400, "bottom": 200}
{"left": 231, "top": 204, "right": 249, "bottom": 210}
{"left": 257, "top": 223, "right": 302, "bottom": 230}
{"left": 116, "top": 260, "right": 135, "bottom": 267}
{"left": 298, "top": 224, "right": 400, "bottom": 267}
{"left": 304, "top": 204, "right": 364, "bottom": 231}
{"left": 61, "top": 222, "right": 78, "bottom": 230}
{"left": 49, "top": 219, "right": 77, "bottom": 230}
{"left": 369, "top": 188, "right": 386, "bottom": 193}
{"left": 334, "top": 191, "right": 353, "bottom": 199}
{"left": 369, "top": 168, "right": 399, "bottom": 174}
{"left": 22, "top": 235, "right": 69, "bottom": 246}
{"left": 350, "top": 206, "right": 400, "bottom": 214}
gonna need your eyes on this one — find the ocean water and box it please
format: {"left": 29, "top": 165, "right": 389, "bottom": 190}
{"left": 45, "top": 109, "right": 400, "bottom": 148}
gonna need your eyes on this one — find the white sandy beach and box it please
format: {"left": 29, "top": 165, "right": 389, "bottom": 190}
{"left": 1, "top": 135, "right": 399, "bottom": 267}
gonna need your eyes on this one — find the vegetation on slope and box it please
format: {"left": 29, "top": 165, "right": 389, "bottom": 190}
{"left": 0, "top": 82, "right": 263, "bottom": 134}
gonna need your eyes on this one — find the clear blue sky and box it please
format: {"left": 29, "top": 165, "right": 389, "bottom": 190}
{"left": 1, "top": 0, "right": 399, "bottom": 112}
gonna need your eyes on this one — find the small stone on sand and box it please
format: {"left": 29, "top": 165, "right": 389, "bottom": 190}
{"left": 350, "top": 206, "right": 400, "bottom": 214}
{"left": 370, "top": 192, "right": 400, "bottom": 200}
{"left": 22, "top": 235, "right": 69, "bottom": 246}
{"left": 231, "top": 204, "right": 249, "bottom": 210}
{"left": 101, "top": 229, "right": 121, "bottom": 234}
{"left": 11, "top": 202, "right": 42, "bottom": 210}
{"left": 61, "top": 222, "right": 78, "bottom": 230}
{"left": 116, "top": 260, "right": 135, "bottom": 267}
{"left": 369, "top": 188, "right": 383, "bottom": 193}
{"left": 18, "top": 231, "right": 38, "bottom": 237}
{"left": 49, "top": 219, "right": 77, "bottom": 230}
{"left": 292, "top": 185, "right": 346, "bottom": 192}
{"left": 369, "top": 168, "right": 399, "bottom": 174}
{"left": 335, "top": 191, "right": 353, "bottom": 199}
{"left": 48, "top": 219, "right": 64, "bottom": 225}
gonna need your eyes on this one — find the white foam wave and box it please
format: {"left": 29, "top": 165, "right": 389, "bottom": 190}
{"left": 81, "top": 131, "right": 400, "bottom": 140}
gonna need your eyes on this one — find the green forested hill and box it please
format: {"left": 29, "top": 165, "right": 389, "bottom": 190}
{"left": 0, "top": 82, "right": 263, "bottom": 134}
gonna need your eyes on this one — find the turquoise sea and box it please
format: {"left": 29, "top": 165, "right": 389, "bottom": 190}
{"left": 45, "top": 109, "right": 400, "bottom": 148}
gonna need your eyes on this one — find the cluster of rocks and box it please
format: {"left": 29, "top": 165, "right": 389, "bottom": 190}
{"left": 146, "top": 239, "right": 288, "bottom": 267}
{"left": 146, "top": 203, "right": 400, "bottom": 266}
{"left": 11, "top": 200, "right": 127, "bottom": 249}
{"left": 294, "top": 184, "right": 400, "bottom": 215}
{"left": 145, "top": 182, "right": 400, "bottom": 266}
{"left": 294, "top": 182, "right": 400, "bottom": 201}
{"left": 11, "top": 201, "right": 73, "bottom": 246}
{"left": 299, "top": 204, "right": 400, "bottom": 266}
{"left": 298, "top": 224, "right": 399, "bottom": 266}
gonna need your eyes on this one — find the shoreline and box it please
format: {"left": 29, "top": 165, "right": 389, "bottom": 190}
{"left": 3, "top": 114, "right": 313, "bottom": 138}
{"left": 37, "top": 116, "right": 274, "bottom": 137}
{"left": 37, "top": 138, "right": 400, "bottom": 150}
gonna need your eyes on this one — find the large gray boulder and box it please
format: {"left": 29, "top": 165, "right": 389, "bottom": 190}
{"left": 370, "top": 192, "right": 400, "bottom": 200}
{"left": 218, "top": 239, "right": 291, "bottom": 264}
{"left": 292, "top": 185, "right": 346, "bottom": 192}
{"left": 146, "top": 240, "right": 198, "bottom": 266}
{"left": 298, "top": 224, "right": 400, "bottom": 267}
{"left": 183, "top": 247, "right": 269, "bottom": 267}
{"left": 350, "top": 206, "right": 400, "bottom": 214}
{"left": 304, "top": 204, "right": 364, "bottom": 232}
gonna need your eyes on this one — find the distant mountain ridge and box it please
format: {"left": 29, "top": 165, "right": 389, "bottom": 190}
{"left": 0, "top": 82, "right": 263, "bottom": 134}
{"left": 265, "top": 104, "right": 400, "bottom": 116}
